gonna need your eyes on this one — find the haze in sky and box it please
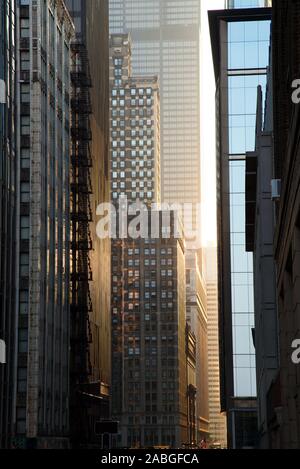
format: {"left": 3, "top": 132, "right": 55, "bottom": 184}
{"left": 200, "top": 0, "right": 224, "bottom": 246}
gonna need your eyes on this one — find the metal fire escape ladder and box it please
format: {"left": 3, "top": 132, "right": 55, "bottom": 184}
{"left": 70, "top": 41, "right": 93, "bottom": 386}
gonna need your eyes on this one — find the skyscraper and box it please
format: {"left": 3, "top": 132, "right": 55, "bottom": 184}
{"left": 110, "top": 34, "right": 188, "bottom": 448}
{"left": 205, "top": 247, "right": 227, "bottom": 448}
{"left": 8, "top": 0, "right": 74, "bottom": 449}
{"left": 185, "top": 251, "right": 209, "bottom": 443}
{"left": 109, "top": 2, "right": 209, "bottom": 438}
{"left": 209, "top": 4, "right": 271, "bottom": 448}
{"left": 269, "top": 0, "right": 300, "bottom": 448}
{"left": 0, "top": 0, "right": 17, "bottom": 449}
{"left": 110, "top": 35, "right": 161, "bottom": 208}
{"left": 109, "top": 1, "right": 201, "bottom": 229}
{"left": 245, "top": 81, "right": 279, "bottom": 448}
{"left": 65, "top": 0, "right": 111, "bottom": 447}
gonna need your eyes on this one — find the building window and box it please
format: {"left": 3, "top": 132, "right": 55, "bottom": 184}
{"left": 18, "top": 329, "right": 28, "bottom": 354}
{"left": 20, "top": 183, "right": 30, "bottom": 203}
{"left": 21, "top": 84, "right": 30, "bottom": 103}
{"left": 20, "top": 18, "right": 30, "bottom": 38}
{"left": 17, "top": 368, "right": 27, "bottom": 393}
{"left": 20, "top": 217, "right": 30, "bottom": 240}
{"left": 20, "top": 52, "right": 30, "bottom": 71}
{"left": 21, "top": 116, "right": 30, "bottom": 136}
{"left": 21, "top": 149, "right": 30, "bottom": 169}
{"left": 20, "top": 254, "right": 29, "bottom": 277}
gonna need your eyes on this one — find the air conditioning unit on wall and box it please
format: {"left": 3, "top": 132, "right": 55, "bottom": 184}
{"left": 271, "top": 179, "right": 281, "bottom": 201}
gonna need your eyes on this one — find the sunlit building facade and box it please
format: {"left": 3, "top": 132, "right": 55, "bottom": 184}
{"left": 109, "top": 2, "right": 208, "bottom": 445}
{"left": 65, "top": 0, "right": 111, "bottom": 448}
{"left": 12, "top": 0, "right": 73, "bottom": 449}
{"left": 209, "top": 4, "right": 271, "bottom": 448}
{"left": 185, "top": 251, "right": 209, "bottom": 443}
{"left": 205, "top": 247, "right": 227, "bottom": 449}
{"left": 110, "top": 34, "right": 188, "bottom": 448}
{"left": 109, "top": 0, "right": 201, "bottom": 228}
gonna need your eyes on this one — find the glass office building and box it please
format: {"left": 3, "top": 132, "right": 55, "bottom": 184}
{"left": 227, "top": 1, "right": 272, "bottom": 8}
{"left": 228, "top": 18, "right": 271, "bottom": 398}
{"left": 209, "top": 4, "right": 271, "bottom": 447}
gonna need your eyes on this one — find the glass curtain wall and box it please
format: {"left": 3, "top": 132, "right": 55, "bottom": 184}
{"left": 227, "top": 19, "right": 270, "bottom": 396}
{"left": 227, "top": 1, "right": 271, "bottom": 8}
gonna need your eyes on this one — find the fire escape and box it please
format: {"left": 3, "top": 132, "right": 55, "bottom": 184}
{"left": 70, "top": 41, "right": 94, "bottom": 445}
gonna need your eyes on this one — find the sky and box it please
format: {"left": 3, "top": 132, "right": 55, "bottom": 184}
{"left": 200, "top": 0, "right": 224, "bottom": 246}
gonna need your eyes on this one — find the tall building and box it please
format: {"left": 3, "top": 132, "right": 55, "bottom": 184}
{"left": 7, "top": 0, "right": 74, "bottom": 449}
{"left": 245, "top": 79, "right": 279, "bottom": 448}
{"left": 270, "top": 0, "right": 300, "bottom": 449}
{"left": 185, "top": 323, "right": 197, "bottom": 445}
{"left": 205, "top": 247, "right": 227, "bottom": 449}
{"left": 185, "top": 251, "right": 209, "bottom": 443}
{"left": 65, "top": 0, "right": 111, "bottom": 447}
{"left": 111, "top": 221, "right": 187, "bottom": 449}
{"left": 110, "top": 34, "right": 160, "bottom": 208}
{"left": 109, "top": 2, "right": 208, "bottom": 441}
{"left": 109, "top": 0, "right": 201, "bottom": 233}
{"left": 209, "top": 4, "right": 271, "bottom": 448}
{"left": 110, "top": 34, "right": 188, "bottom": 448}
{"left": 0, "top": 0, "right": 17, "bottom": 449}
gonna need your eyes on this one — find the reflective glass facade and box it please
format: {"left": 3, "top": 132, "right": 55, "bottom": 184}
{"left": 227, "top": 20, "right": 271, "bottom": 397}
{"left": 227, "top": 0, "right": 272, "bottom": 8}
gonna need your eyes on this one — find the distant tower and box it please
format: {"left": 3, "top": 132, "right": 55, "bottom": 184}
{"left": 110, "top": 34, "right": 188, "bottom": 449}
